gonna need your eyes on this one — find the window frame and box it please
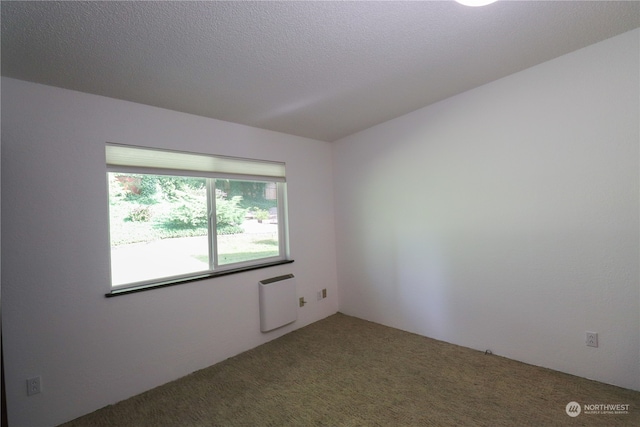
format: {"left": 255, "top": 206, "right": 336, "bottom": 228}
{"left": 105, "top": 144, "right": 291, "bottom": 296}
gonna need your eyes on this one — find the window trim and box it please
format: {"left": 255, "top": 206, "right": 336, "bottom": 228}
{"left": 105, "top": 259, "right": 294, "bottom": 297}
{"left": 105, "top": 144, "right": 291, "bottom": 294}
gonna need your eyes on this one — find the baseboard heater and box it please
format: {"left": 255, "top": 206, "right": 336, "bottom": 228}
{"left": 259, "top": 274, "right": 297, "bottom": 332}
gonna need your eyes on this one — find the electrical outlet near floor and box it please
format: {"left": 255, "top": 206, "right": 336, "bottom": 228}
{"left": 27, "top": 376, "right": 42, "bottom": 396}
{"left": 316, "top": 289, "right": 327, "bottom": 301}
{"left": 586, "top": 332, "right": 598, "bottom": 348}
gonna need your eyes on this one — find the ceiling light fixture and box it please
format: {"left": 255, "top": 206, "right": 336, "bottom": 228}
{"left": 455, "top": 0, "right": 498, "bottom": 6}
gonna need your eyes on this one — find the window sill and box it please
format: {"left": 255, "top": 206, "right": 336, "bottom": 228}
{"left": 105, "top": 259, "right": 294, "bottom": 297}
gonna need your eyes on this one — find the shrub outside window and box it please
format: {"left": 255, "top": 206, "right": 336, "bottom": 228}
{"left": 106, "top": 144, "right": 288, "bottom": 290}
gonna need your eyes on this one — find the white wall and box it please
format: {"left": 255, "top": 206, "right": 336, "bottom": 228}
{"left": 1, "top": 77, "right": 338, "bottom": 427}
{"left": 334, "top": 29, "right": 640, "bottom": 391}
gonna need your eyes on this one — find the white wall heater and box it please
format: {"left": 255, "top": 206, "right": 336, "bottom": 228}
{"left": 259, "top": 274, "right": 297, "bottom": 332}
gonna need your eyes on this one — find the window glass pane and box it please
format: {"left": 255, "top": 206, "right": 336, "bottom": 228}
{"left": 108, "top": 173, "right": 209, "bottom": 286}
{"left": 215, "top": 179, "right": 280, "bottom": 265}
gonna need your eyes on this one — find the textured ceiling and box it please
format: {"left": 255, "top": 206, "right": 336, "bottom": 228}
{"left": 2, "top": 1, "right": 639, "bottom": 142}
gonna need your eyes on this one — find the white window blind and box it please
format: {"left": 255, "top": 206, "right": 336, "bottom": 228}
{"left": 106, "top": 144, "right": 286, "bottom": 181}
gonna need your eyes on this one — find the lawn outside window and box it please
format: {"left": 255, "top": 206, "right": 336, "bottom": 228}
{"left": 105, "top": 144, "right": 290, "bottom": 293}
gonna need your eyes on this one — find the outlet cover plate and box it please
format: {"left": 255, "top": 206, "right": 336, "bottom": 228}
{"left": 586, "top": 332, "right": 598, "bottom": 348}
{"left": 27, "top": 376, "right": 41, "bottom": 396}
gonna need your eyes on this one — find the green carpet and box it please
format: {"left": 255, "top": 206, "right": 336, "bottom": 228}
{"left": 61, "top": 313, "right": 640, "bottom": 426}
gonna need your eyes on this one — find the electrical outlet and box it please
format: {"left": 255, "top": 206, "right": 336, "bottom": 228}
{"left": 586, "top": 332, "right": 598, "bottom": 348}
{"left": 322, "top": 289, "right": 327, "bottom": 298}
{"left": 27, "top": 376, "right": 41, "bottom": 396}
{"left": 299, "top": 297, "right": 307, "bottom": 307}
{"left": 317, "top": 291, "right": 323, "bottom": 301}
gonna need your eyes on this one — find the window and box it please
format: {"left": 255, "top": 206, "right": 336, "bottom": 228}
{"left": 106, "top": 144, "right": 290, "bottom": 292}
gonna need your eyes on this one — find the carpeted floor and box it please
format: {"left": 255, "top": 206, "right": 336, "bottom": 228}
{"left": 61, "top": 313, "right": 640, "bottom": 426}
